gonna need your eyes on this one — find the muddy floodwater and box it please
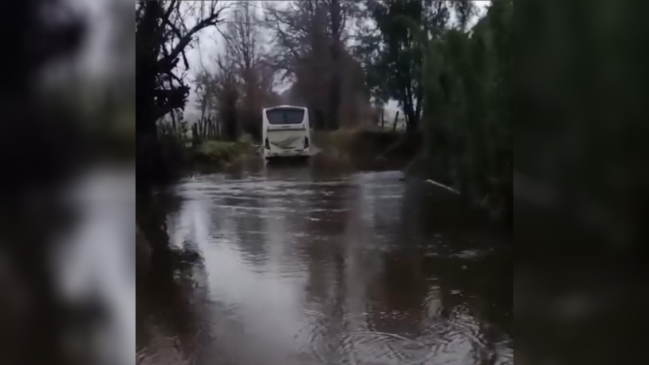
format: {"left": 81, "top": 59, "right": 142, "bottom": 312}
{"left": 136, "top": 163, "right": 512, "bottom": 365}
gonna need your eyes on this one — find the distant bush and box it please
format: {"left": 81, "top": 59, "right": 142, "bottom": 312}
{"left": 312, "top": 127, "right": 412, "bottom": 170}
{"left": 312, "top": 129, "right": 356, "bottom": 156}
{"left": 193, "top": 141, "right": 240, "bottom": 165}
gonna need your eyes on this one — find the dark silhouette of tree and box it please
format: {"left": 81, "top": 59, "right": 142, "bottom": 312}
{"left": 214, "top": 53, "right": 240, "bottom": 141}
{"left": 418, "top": 0, "right": 510, "bottom": 214}
{"left": 359, "top": 0, "right": 475, "bottom": 132}
{"left": 194, "top": 68, "right": 217, "bottom": 138}
{"left": 136, "top": 0, "right": 227, "bottom": 188}
{"left": 222, "top": 1, "right": 269, "bottom": 140}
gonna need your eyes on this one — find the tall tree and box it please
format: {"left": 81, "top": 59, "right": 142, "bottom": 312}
{"left": 415, "top": 0, "right": 510, "bottom": 213}
{"left": 214, "top": 52, "right": 240, "bottom": 141}
{"left": 264, "top": 0, "right": 360, "bottom": 130}
{"left": 363, "top": 0, "right": 426, "bottom": 132}
{"left": 222, "top": 1, "right": 268, "bottom": 140}
{"left": 327, "top": 0, "right": 344, "bottom": 130}
{"left": 194, "top": 68, "right": 217, "bottom": 124}
{"left": 360, "top": 0, "right": 474, "bottom": 132}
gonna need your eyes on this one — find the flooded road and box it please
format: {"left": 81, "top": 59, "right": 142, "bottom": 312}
{"left": 136, "top": 165, "right": 512, "bottom": 365}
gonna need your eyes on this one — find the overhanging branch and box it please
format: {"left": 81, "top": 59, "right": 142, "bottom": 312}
{"left": 160, "top": 6, "right": 226, "bottom": 68}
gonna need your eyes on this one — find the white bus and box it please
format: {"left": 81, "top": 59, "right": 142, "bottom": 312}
{"left": 262, "top": 105, "right": 311, "bottom": 159}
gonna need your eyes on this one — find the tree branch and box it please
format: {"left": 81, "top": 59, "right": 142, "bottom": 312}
{"left": 160, "top": 4, "right": 226, "bottom": 68}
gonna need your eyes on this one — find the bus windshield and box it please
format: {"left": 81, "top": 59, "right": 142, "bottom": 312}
{"left": 266, "top": 108, "right": 305, "bottom": 125}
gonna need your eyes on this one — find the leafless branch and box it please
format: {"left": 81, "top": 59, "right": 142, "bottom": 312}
{"left": 159, "top": 0, "right": 228, "bottom": 68}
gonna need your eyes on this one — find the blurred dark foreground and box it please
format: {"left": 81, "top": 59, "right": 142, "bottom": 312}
{"left": 516, "top": 0, "right": 649, "bottom": 364}
{"left": 2, "top": 0, "right": 649, "bottom": 364}
{"left": 0, "top": 1, "right": 134, "bottom": 364}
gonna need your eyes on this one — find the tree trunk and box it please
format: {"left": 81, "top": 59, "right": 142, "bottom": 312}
{"left": 328, "top": 0, "right": 342, "bottom": 130}
{"left": 136, "top": 1, "right": 164, "bottom": 192}
{"left": 136, "top": 1, "right": 161, "bottom": 138}
{"left": 328, "top": 72, "right": 341, "bottom": 130}
{"left": 402, "top": 95, "right": 418, "bottom": 132}
{"left": 170, "top": 109, "right": 176, "bottom": 132}
{"left": 393, "top": 111, "right": 399, "bottom": 132}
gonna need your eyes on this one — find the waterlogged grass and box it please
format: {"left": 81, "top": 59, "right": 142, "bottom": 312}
{"left": 192, "top": 136, "right": 257, "bottom": 167}
{"left": 194, "top": 141, "right": 240, "bottom": 163}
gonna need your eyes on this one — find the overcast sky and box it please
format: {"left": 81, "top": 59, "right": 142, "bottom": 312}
{"left": 181, "top": 0, "right": 491, "bottom": 121}
{"left": 182, "top": 1, "right": 263, "bottom": 121}
{"left": 66, "top": 0, "right": 489, "bottom": 121}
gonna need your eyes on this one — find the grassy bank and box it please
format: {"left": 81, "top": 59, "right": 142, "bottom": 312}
{"left": 311, "top": 127, "right": 420, "bottom": 171}
{"left": 311, "top": 127, "right": 510, "bottom": 220}
{"left": 156, "top": 132, "right": 258, "bottom": 178}
{"left": 191, "top": 135, "right": 259, "bottom": 173}
{"left": 194, "top": 138, "right": 255, "bottom": 163}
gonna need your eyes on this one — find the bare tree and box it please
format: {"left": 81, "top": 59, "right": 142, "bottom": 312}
{"left": 194, "top": 69, "right": 217, "bottom": 123}
{"left": 214, "top": 52, "right": 240, "bottom": 141}
{"left": 137, "top": 0, "right": 228, "bottom": 127}
{"left": 192, "top": 68, "right": 219, "bottom": 141}
{"left": 219, "top": 1, "right": 276, "bottom": 140}
{"left": 263, "top": 0, "right": 361, "bottom": 130}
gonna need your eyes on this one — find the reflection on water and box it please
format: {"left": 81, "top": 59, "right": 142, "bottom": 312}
{"left": 137, "top": 166, "right": 512, "bottom": 365}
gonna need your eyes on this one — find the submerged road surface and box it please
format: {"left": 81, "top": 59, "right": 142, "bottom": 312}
{"left": 136, "top": 164, "right": 512, "bottom": 365}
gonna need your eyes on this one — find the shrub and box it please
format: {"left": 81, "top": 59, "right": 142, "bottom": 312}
{"left": 193, "top": 141, "right": 240, "bottom": 165}
{"left": 193, "top": 136, "right": 256, "bottom": 166}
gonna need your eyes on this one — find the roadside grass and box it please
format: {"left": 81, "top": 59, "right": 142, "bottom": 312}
{"left": 192, "top": 134, "right": 258, "bottom": 169}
